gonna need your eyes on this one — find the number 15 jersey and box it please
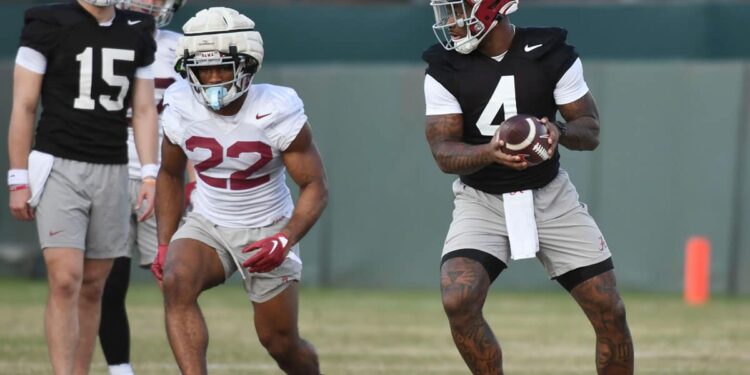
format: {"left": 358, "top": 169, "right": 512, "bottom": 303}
{"left": 20, "top": 3, "right": 156, "bottom": 164}
{"left": 162, "top": 80, "right": 307, "bottom": 228}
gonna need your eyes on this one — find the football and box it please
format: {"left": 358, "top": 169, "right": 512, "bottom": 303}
{"left": 494, "top": 114, "right": 551, "bottom": 166}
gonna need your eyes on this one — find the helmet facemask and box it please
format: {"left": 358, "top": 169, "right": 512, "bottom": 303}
{"left": 82, "top": 0, "right": 119, "bottom": 7}
{"left": 178, "top": 48, "right": 258, "bottom": 111}
{"left": 175, "top": 7, "right": 264, "bottom": 111}
{"left": 430, "top": 0, "right": 518, "bottom": 54}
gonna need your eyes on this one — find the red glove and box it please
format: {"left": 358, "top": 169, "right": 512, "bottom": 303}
{"left": 151, "top": 244, "right": 169, "bottom": 282}
{"left": 241, "top": 233, "right": 290, "bottom": 273}
{"left": 184, "top": 181, "right": 196, "bottom": 210}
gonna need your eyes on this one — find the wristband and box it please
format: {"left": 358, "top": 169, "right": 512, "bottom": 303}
{"left": 554, "top": 120, "right": 568, "bottom": 137}
{"left": 8, "top": 169, "right": 29, "bottom": 186}
{"left": 9, "top": 184, "right": 28, "bottom": 192}
{"left": 141, "top": 163, "right": 159, "bottom": 180}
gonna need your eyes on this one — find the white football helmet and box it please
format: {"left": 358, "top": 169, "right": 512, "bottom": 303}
{"left": 116, "top": 0, "right": 187, "bottom": 28}
{"left": 431, "top": 0, "right": 518, "bottom": 54}
{"left": 82, "top": 0, "right": 118, "bottom": 6}
{"left": 175, "top": 7, "right": 264, "bottom": 111}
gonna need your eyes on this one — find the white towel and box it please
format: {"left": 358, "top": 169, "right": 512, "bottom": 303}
{"left": 27, "top": 151, "right": 55, "bottom": 207}
{"left": 502, "top": 190, "right": 539, "bottom": 260}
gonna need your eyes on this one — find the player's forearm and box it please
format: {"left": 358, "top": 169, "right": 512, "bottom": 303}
{"left": 280, "top": 179, "right": 328, "bottom": 247}
{"left": 155, "top": 171, "right": 184, "bottom": 245}
{"left": 431, "top": 141, "right": 494, "bottom": 175}
{"left": 558, "top": 116, "right": 600, "bottom": 151}
{"left": 132, "top": 107, "right": 158, "bottom": 166}
{"left": 7, "top": 107, "right": 36, "bottom": 169}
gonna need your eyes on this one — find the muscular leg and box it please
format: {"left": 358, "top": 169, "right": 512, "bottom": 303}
{"left": 569, "top": 270, "right": 634, "bottom": 375}
{"left": 162, "top": 239, "right": 226, "bottom": 375}
{"left": 74, "top": 257, "right": 116, "bottom": 375}
{"left": 99, "top": 256, "right": 132, "bottom": 366}
{"left": 441, "top": 257, "right": 502, "bottom": 375}
{"left": 44, "top": 248, "right": 85, "bottom": 375}
{"left": 253, "top": 282, "right": 319, "bottom": 375}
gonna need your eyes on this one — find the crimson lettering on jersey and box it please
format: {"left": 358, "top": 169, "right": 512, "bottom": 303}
{"left": 186, "top": 137, "right": 272, "bottom": 191}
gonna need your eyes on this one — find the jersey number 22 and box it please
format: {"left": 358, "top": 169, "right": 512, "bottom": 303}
{"left": 187, "top": 136, "right": 273, "bottom": 191}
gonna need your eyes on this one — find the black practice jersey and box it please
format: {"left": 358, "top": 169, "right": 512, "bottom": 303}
{"left": 20, "top": 2, "right": 156, "bottom": 164}
{"left": 423, "top": 27, "right": 580, "bottom": 194}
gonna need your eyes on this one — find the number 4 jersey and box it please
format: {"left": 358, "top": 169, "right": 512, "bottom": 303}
{"left": 20, "top": 2, "right": 156, "bottom": 164}
{"left": 423, "top": 27, "right": 588, "bottom": 195}
{"left": 162, "top": 80, "right": 308, "bottom": 228}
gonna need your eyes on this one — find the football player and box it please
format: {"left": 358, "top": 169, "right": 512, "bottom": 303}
{"left": 7, "top": 0, "right": 158, "bottom": 374}
{"left": 423, "top": 1, "right": 634, "bottom": 374}
{"left": 153, "top": 7, "right": 327, "bottom": 374}
{"left": 97, "top": 1, "right": 186, "bottom": 374}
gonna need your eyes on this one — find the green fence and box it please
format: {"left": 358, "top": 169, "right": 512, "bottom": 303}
{"left": 0, "top": 3, "right": 748, "bottom": 294}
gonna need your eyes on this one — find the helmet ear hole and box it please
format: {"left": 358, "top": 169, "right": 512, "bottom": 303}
{"left": 243, "top": 57, "right": 259, "bottom": 76}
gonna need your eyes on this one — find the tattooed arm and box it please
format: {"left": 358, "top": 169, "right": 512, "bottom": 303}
{"left": 425, "top": 114, "right": 527, "bottom": 174}
{"left": 555, "top": 92, "right": 601, "bottom": 151}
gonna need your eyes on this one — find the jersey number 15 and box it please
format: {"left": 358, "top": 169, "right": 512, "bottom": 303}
{"left": 73, "top": 47, "right": 134, "bottom": 112}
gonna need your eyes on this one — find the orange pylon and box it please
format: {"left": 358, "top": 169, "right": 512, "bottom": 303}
{"left": 684, "top": 236, "right": 711, "bottom": 305}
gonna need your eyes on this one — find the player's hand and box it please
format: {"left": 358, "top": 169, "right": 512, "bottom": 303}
{"left": 151, "top": 244, "right": 169, "bottom": 285}
{"left": 9, "top": 187, "right": 34, "bottom": 221}
{"left": 136, "top": 177, "right": 156, "bottom": 221}
{"left": 540, "top": 117, "right": 560, "bottom": 157}
{"left": 488, "top": 136, "right": 528, "bottom": 171}
{"left": 241, "top": 233, "right": 290, "bottom": 273}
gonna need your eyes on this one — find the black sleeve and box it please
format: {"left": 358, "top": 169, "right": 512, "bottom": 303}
{"left": 19, "top": 6, "right": 61, "bottom": 57}
{"left": 137, "top": 15, "right": 157, "bottom": 67}
{"left": 138, "top": 28, "right": 157, "bottom": 68}
{"left": 536, "top": 28, "right": 579, "bottom": 84}
{"left": 544, "top": 43, "right": 579, "bottom": 85}
{"left": 118, "top": 9, "right": 157, "bottom": 68}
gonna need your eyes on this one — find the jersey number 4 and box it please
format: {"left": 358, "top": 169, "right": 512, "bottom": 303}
{"left": 73, "top": 47, "right": 134, "bottom": 111}
{"left": 186, "top": 136, "right": 273, "bottom": 191}
{"left": 476, "top": 76, "right": 518, "bottom": 136}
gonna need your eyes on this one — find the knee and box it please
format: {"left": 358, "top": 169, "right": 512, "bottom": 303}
{"left": 258, "top": 329, "right": 297, "bottom": 362}
{"left": 48, "top": 270, "right": 82, "bottom": 301}
{"left": 79, "top": 275, "right": 108, "bottom": 304}
{"left": 441, "top": 289, "right": 480, "bottom": 321}
{"left": 610, "top": 298, "right": 628, "bottom": 326}
{"left": 162, "top": 268, "right": 197, "bottom": 307}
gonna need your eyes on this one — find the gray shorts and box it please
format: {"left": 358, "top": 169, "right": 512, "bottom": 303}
{"left": 35, "top": 157, "right": 129, "bottom": 259}
{"left": 443, "top": 169, "right": 612, "bottom": 278}
{"left": 127, "top": 178, "right": 157, "bottom": 266}
{"left": 172, "top": 212, "right": 302, "bottom": 303}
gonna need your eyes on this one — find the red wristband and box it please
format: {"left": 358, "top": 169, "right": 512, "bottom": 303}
{"left": 9, "top": 184, "right": 29, "bottom": 192}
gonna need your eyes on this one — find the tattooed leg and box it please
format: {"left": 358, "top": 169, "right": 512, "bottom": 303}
{"left": 570, "top": 270, "right": 634, "bottom": 375}
{"left": 441, "top": 257, "right": 502, "bottom": 375}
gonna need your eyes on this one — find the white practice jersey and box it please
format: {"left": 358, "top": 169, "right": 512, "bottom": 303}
{"left": 127, "top": 29, "right": 183, "bottom": 178}
{"left": 161, "top": 80, "right": 308, "bottom": 228}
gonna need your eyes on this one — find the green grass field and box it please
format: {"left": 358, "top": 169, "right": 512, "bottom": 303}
{"left": 0, "top": 278, "right": 748, "bottom": 374}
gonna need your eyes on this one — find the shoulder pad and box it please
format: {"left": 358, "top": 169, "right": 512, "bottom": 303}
{"left": 511, "top": 27, "right": 569, "bottom": 60}
{"left": 163, "top": 80, "right": 193, "bottom": 112}
{"left": 422, "top": 43, "right": 467, "bottom": 70}
{"left": 23, "top": 3, "right": 87, "bottom": 30}
{"left": 250, "top": 84, "right": 303, "bottom": 124}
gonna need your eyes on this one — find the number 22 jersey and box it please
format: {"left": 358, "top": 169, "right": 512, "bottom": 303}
{"left": 161, "top": 81, "right": 308, "bottom": 228}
